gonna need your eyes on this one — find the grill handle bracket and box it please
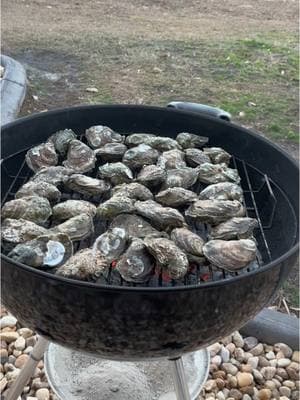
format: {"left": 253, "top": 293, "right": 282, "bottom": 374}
{"left": 167, "top": 101, "right": 231, "bottom": 121}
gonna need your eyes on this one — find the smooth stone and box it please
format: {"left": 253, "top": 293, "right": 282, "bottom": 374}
{"left": 229, "top": 389, "right": 242, "bottom": 399}
{"left": 289, "top": 361, "right": 299, "bottom": 371}
{"left": 205, "top": 379, "right": 217, "bottom": 391}
{"left": 0, "top": 316, "right": 17, "bottom": 329}
{"left": 13, "top": 350, "right": 22, "bottom": 358}
{"left": 276, "top": 368, "right": 289, "bottom": 380}
{"left": 239, "top": 386, "right": 254, "bottom": 395}
{"left": 18, "top": 328, "right": 33, "bottom": 339}
{"left": 286, "top": 366, "right": 299, "bottom": 380}
{"left": 216, "top": 391, "right": 226, "bottom": 400}
{"left": 261, "top": 366, "right": 276, "bottom": 380}
{"left": 0, "top": 349, "right": 8, "bottom": 363}
{"left": 292, "top": 351, "right": 300, "bottom": 363}
{"left": 240, "top": 364, "right": 252, "bottom": 373}
{"left": 277, "top": 358, "right": 291, "bottom": 368}
{"left": 264, "top": 380, "right": 276, "bottom": 390}
{"left": 235, "top": 348, "right": 245, "bottom": 362}
{"left": 0, "top": 377, "right": 8, "bottom": 393}
{"left": 35, "top": 388, "right": 50, "bottom": 400}
{"left": 221, "top": 335, "right": 232, "bottom": 346}
{"left": 264, "top": 344, "right": 274, "bottom": 353}
{"left": 274, "top": 343, "right": 293, "bottom": 358}
{"left": 248, "top": 356, "right": 259, "bottom": 369}
{"left": 220, "top": 346, "right": 230, "bottom": 363}
{"left": 250, "top": 343, "right": 264, "bottom": 356}
{"left": 271, "top": 378, "right": 281, "bottom": 388}
{"left": 213, "top": 371, "right": 226, "bottom": 380}
{"left": 211, "top": 355, "right": 222, "bottom": 367}
{"left": 266, "top": 351, "right": 275, "bottom": 360}
{"left": 222, "top": 363, "right": 238, "bottom": 376}
{"left": 8, "top": 355, "right": 16, "bottom": 364}
{"left": 208, "top": 343, "right": 222, "bottom": 357}
{"left": 291, "top": 391, "right": 300, "bottom": 400}
{"left": 242, "top": 395, "right": 251, "bottom": 400}
{"left": 226, "top": 343, "right": 236, "bottom": 354}
{"left": 282, "top": 379, "right": 295, "bottom": 388}
{"left": 236, "top": 372, "right": 253, "bottom": 388}
{"left": 14, "top": 336, "right": 25, "bottom": 351}
{"left": 232, "top": 332, "right": 244, "bottom": 348}
{"left": 228, "top": 376, "right": 237, "bottom": 388}
{"left": 269, "top": 359, "right": 277, "bottom": 368}
{"left": 296, "top": 380, "right": 300, "bottom": 389}
{"left": 257, "top": 388, "right": 272, "bottom": 400}
{"left": 6, "top": 369, "right": 20, "bottom": 381}
{"left": 243, "top": 352, "right": 252, "bottom": 362}
{"left": 26, "top": 336, "right": 36, "bottom": 347}
{"left": 258, "top": 356, "right": 270, "bottom": 367}
{"left": 24, "top": 346, "right": 34, "bottom": 354}
{"left": 0, "top": 332, "right": 19, "bottom": 343}
{"left": 216, "top": 378, "right": 225, "bottom": 390}
{"left": 279, "top": 397, "right": 289, "bottom": 400}
{"left": 243, "top": 336, "right": 258, "bottom": 351}
{"left": 279, "top": 386, "right": 291, "bottom": 397}
{"left": 276, "top": 351, "right": 285, "bottom": 359}
{"left": 274, "top": 374, "right": 283, "bottom": 382}
{"left": 15, "top": 354, "right": 29, "bottom": 369}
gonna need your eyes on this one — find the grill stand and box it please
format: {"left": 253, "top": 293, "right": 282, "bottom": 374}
{"left": 170, "top": 357, "right": 191, "bottom": 400}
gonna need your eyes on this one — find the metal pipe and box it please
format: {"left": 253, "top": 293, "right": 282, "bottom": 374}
{"left": 169, "top": 357, "right": 191, "bottom": 400}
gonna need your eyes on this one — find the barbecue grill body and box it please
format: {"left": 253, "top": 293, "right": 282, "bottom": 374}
{"left": 1, "top": 105, "right": 299, "bottom": 360}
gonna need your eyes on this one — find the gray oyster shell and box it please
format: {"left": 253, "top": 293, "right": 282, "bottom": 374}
{"left": 25, "top": 141, "right": 58, "bottom": 172}
{"left": 155, "top": 187, "right": 198, "bottom": 207}
{"left": 199, "top": 182, "right": 243, "bottom": 202}
{"left": 53, "top": 200, "right": 97, "bottom": 221}
{"left": 97, "top": 195, "right": 135, "bottom": 219}
{"left": 185, "top": 148, "right": 210, "bottom": 167}
{"left": 203, "top": 239, "right": 257, "bottom": 271}
{"left": 2, "top": 196, "right": 52, "bottom": 225}
{"left": 203, "top": 147, "right": 231, "bottom": 165}
{"left": 125, "top": 133, "right": 156, "bottom": 147}
{"left": 109, "top": 214, "right": 166, "bottom": 239}
{"left": 185, "top": 200, "right": 245, "bottom": 225}
{"left": 171, "top": 227, "right": 205, "bottom": 258}
{"left": 111, "top": 183, "right": 153, "bottom": 200}
{"left": 49, "top": 129, "right": 76, "bottom": 156}
{"left": 116, "top": 238, "right": 154, "bottom": 283}
{"left": 85, "top": 125, "right": 123, "bottom": 149}
{"left": 95, "top": 143, "right": 127, "bottom": 162}
{"left": 15, "top": 181, "right": 61, "bottom": 203}
{"left": 31, "top": 166, "right": 74, "bottom": 186}
{"left": 157, "top": 149, "right": 186, "bottom": 170}
{"left": 136, "top": 165, "right": 166, "bottom": 188}
{"left": 98, "top": 162, "right": 133, "bottom": 185}
{"left": 55, "top": 248, "right": 109, "bottom": 281}
{"left": 144, "top": 237, "right": 188, "bottom": 279}
{"left": 125, "top": 134, "right": 180, "bottom": 151}
{"left": 209, "top": 217, "right": 258, "bottom": 240}
{"left": 198, "top": 163, "right": 240, "bottom": 184}
{"left": 51, "top": 213, "right": 94, "bottom": 241}
{"left": 64, "top": 174, "right": 111, "bottom": 196}
{"left": 93, "top": 227, "right": 127, "bottom": 262}
{"left": 63, "top": 139, "right": 96, "bottom": 173}
{"left": 1, "top": 218, "right": 47, "bottom": 245}
{"left": 163, "top": 167, "right": 199, "bottom": 189}
{"left": 122, "top": 144, "right": 159, "bottom": 170}
{"left": 8, "top": 233, "right": 73, "bottom": 268}
{"left": 176, "top": 132, "right": 209, "bottom": 149}
{"left": 135, "top": 200, "right": 185, "bottom": 230}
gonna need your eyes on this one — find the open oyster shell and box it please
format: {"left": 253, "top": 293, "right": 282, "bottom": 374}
{"left": 15, "top": 181, "right": 61, "bottom": 203}
{"left": 25, "top": 141, "right": 58, "bottom": 172}
{"left": 122, "top": 144, "right": 159, "bottom": 170}
{"left": 171, "top": 227, "right": 205, "bottom": 258}
{"left": 111, "top": 183, "right": 153, "bottom": 201}
{"left": 185, "top": 200, "right": 245, "bottom": 225}
{"left": 95, "top": 143, "right": 128, "bottom": 162}
{"left": 155, "top": 187, "right": 198, "bottom": 207}
{"left": 1, "top": 218, "right": 47, "bottom": 246}
{"left": 97, "top": 195, "right": 135, "bottom": 219}
{"left": 49, "top": 129, "right": 76, "bottom": 156}
{"left": 176, "top": 132, "right": 209, "bottom": 149}
{"left": 64, "top": 174, "right": 111, "bottom": 197}
{"left": 199, "top": 182, "right": 243, "bottom": 202}
{"left": 209, "top": 217, "right": 258, "bottom": 240}
{"left": 203, "top": 147, "right": 231, "bottom": 165}
{"left": 136, "top": 165, "right": 166, "bottom": 188}
{"left": 203, "top": 239, "right": 257, "bottom": 271}
{"left": 55, "top": 248, "right": 109, "bottom": 281}
{"left": 93, "top": 227, "right": 127, "bottom": 262}
{"left": 50, "top": 213, "right": 94, "bottom": 241}
{"left": 85, "top": 125, "right": 123, "bottom": 149}
{"left": 198, "top": 163, "right": 240, "bottom": 184}
{"left": 185, "top": 148, "right": 210, "bottom": 167}
{"left": 109, "top": 214, "right": 167, "bottom": 239}
{"left": 163, "top": 167, "right": 199, "bottom": 189}
{"left": 31, "top": 166, "right": 74, "bottom": 186}
{"left": 98, "top": 162, "right": 133, "bottom": 185}
{"left": 63, "top": 139, "right": 96, "bottom": 173}
{"left": 53, "top": 200, "right": 97, "bottom": 221}
{"left": 157, "top": 149, "right": 186, "bottom": 170}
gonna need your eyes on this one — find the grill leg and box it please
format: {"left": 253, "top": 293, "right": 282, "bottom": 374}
{"left": 169, "top": 357, "right": 191, "bottom": 400}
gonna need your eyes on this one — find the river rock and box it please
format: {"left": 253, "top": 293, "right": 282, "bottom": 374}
{"left": 36, "top": 388, "right": 50, "bottom": 400}
{"left": 292, "top": 351, "right": 300, "bottom": 363}
{"left": 257, "top": 388, "right": 272, "bottom": 400}
{"left": 236, "top": 372, "right": 253, "bottom": 387}
{"left": 274, "top": 343, "right": 293, "bottom": 358}
{"left": 277, "top": 358, "right": 291, "bottom": 368}
{"left": 216, "top": 391, "right": 226, "bottom": 400}
{"left": 232, "top": 332, "right": 244, "bottom": 348}
{"left": 229, "top": 389, "right": 242, "bottom": 399}
{"left": 222, "top": 363, "right": 238, "bottom": 375}
{"left": 211, "top": 355, "right": 222, "bottom": 367}
{"left": 14, "top": 336, "right": 25, "bottom": 351}
{"left": 282, "top": 379, "right": 295, "bottom": 388}
{"left": 248, "top": 356, "right": 259, "bottom": 369}
{"left": 266, "top": 351, "right": 275, "bottom": 360}
{"left": 15, "top": 354, "right": 30, "bottom": 369}
{"left": 205, "top": 379, "right": 217, "bottom": 391}
{"left": 220, "top": 346, "right": 230, "bottom": 363}
{"left": 208, "top": 343, "right": 222, "bottom": 357}
{"left": 264, "top": 380, "right": 276, "bottom": 390}
{"left": 235, "top": 348, "right": 245, "bottom": 362}
{"left": 18, "top": 328, "right": 34, "bottom": 339}
{"left": 250, "top": 343, "right": 264, "bottom": 356}
{"left": 0, "top": 316, "right": 18, "bottom": 329}
{"left": 261, "top": 366, "right": 276, "bottom": 380}
{"left": 286, "top": 366, "right": 299, "bottom": 380}
{"left": 0, "top": 332, "right": 19, "bottom": 343}
{"left": 243, "top": 336, "right": 258, "bottom": 351}
{"left": 226, "top": 343, "right": 236, "bottom": 354}
{"left": 279, "top": 386, "right": 291, "bottom": 397}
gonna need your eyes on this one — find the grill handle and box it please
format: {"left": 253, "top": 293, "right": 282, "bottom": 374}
{"left": 167, "top": 101, "right": 231, "bottom": 121}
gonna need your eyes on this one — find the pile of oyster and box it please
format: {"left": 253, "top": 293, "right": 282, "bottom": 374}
{"left": 1, "top": 126, "right": 259, "bottom": 285}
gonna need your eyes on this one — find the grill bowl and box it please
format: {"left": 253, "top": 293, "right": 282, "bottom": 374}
{"left": 1, "top": 105, "right": 299, "bottom": 360}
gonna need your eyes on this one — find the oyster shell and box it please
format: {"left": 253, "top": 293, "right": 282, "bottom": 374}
{"left": 31, "top": 166, "right": 74, "bottom": 186}
{"left": 110, "top": 214, "right": 166, "bottom": 239}
{"left": 53, "top": 200, "right": 97, "bottom": 221}
{"left": 111, "top": 182, "right": 153, "bottom": 201}
{"left": 95, "top": 143, "right": 128, "bottom": 162}
{"left": 98, "top": 162, "right": 133, "bottom": 185}
{"left": 15, "top": 181, "right": 61, "bottom": 203}
{"left": 125, "top": 134, "right": 180, "bottom": 151}
{"left": 157, "top": 149, "right": 186, "bottom": 170}
{"left": 144, "top": 237, "right": 188, "bottom": 279}
{"left": 93, "top": 227, "right": 127, "bottom": 262}
{"left": 55, "top": 248, "right": 109, "bottom": 281}
{"left": 97, "top": 195, "right": 135, "bottom": 219}
{"left": 49, "top": 129, "right": 76, "bottom": 156}
{"left": 51, "top": 213, "right": 94, "bottom": 241}
{"left": 136, "top": 165, "right": 166, "bottom": 188}
{"left": 185, "top": 148, "right": 210, "bottom": 167}
{"left": 163, "top": 167, "right": 199, "bottom": 189}
{"left": 122, "top": 144, "right": 159, "bottom": 170}
{"left": 209, "top": 217, "right": 258, "bottom": 240}
{"left": 63, "top": 139, "right": 96, "bottom": 173}
{"left": 1, "top": 196, "right": 52, "bottom": 225}
{"left": 176, "top": 132, "right": 209, "bottom": 149}
{"left": 1, "top": 218, "right": 47, "bottom": 245}
{"left": 25, "top": 141, "right": 58, "bottom": 172}
{"left": 170, "top": 227, "right": 205, "bottom": 258}
{"left": 85, "top": 125, "right": 123, "bottom": 149}
{"left": 203, "top": 147, "right": 231, "bottom": 165}
{"left": 203, "top": 239, "right": 257, "bottom": 271}
{"left": 116, "top": 238, "right": 154, "bottom": 283}
{"left": 199, "top": 182, "right": 243, "bottom": 202}
{"left": 135, "top": 200, "right": 185, "bottom": 230}
{"left": 155, "top": 187, "right": 198, "bottom": 207}
{"left": 64, "top": 174, "right": 111, "bottom": 196}
{"left": 185, "top": 200, "right": 245, "bottom": 225}
{"left": 125, "top": 133, "right": 156, "bottom": 147}
{"left": 8, "top": 233, "right": 73, "bottom": 268}
{"left": 198, "top": 163, "right": 240, "bottom": 184}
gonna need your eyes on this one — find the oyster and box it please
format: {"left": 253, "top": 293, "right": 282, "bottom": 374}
{"left": 64, "top": 174, "right": 111, "bottom": 196}
{"left": 98, "top": 162, "right": 133, "bottom": 185}
{"left": 95, "top": 143, "right": 127, "bottom": 162}
{"left": 63, "top": 139, "right": 96, "bottom": 173}
{"left": 198, "top": 163, "right": 240, "bottom": 184}
{"left": 209, "top": 217, "right": 258, "bottom": 240}
{"left": 144, "top": 237, "right": 188, "bottom": 279}
{"left": 25, "top": 141, "right": 58, "bottom": 172}
{"left": 185, "top": 200, "right": 245, "bottom": 225}
{"left": 203, "top": 147, "right": 231, "bottom": 165}
{"left": 93, "top": 227, "right": 127, "bottom": 262}
{"left": 157, "top": 149, "right": 186, "bottom": 170}
{"left": 176, "top": 132, "right": 209, "bottom": 149}
{"left": 53, "top": 200, "right": 97, "bottom": 221}
{"left": 8, "top": 233, "right": 73, "bottom": 268}
{"left": 136, "top": 165, "right": 166, "bottom": 188}
{"left": 31, "top": 166, "right": 74, "bottom": 186}
{"left": 55, "top": 248, "right": 108, "bottom": 281}
{"left": 203, "top": 239, "right": 257, "bottom": 271}
{"left": 85, "top": 125, "right": 123, "bottom": 149}
{"left": 185, "top": 148, "right": 210, "bottom": 167}
{"left": 147, "top": 136, "right": 181, "bottom": 151}
{"left": 199, "top": 182, "right": 243, "bottom": 202}
{"left": 51, "top": 213, "right": 94, "bottom": 241}
{"left": 155, "top": 187, "right": 197, "bottom": 207}
{"left": 125, "top": 133, "right": 156, "bottom": 147}
{"left": 49, "top": 129, "right": 76, "bottom": 156}
{"left": 110, "top": 214, "right": 166, "bottom": 239}
{"left": 135, "top": 200, "right": 185, "bottom": 230}
{"left": 1, "top": 218, "right": 47, "bottom": 246}
{"left": 15, "top": 181, "right": 61, "bottom": 203}
{"left": 111, "top": 183, "right": 153, "bottom": 201}
{"left": 1, "top": 196, "right": 52, "bottom": 225}
{"left": 122, "top": 144, "right": 159, "bottom": 170}
{"left": 97, "top": 195, "right": 135, "bottom": 219}
{"left": 170, "top": 227, "right": 205, "bottom": 259}
{"left": 163, "top": 167, "right": 199, "bottom": 189}
{"left": 116, "top": 238, "right": 154, "bottom": 283}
